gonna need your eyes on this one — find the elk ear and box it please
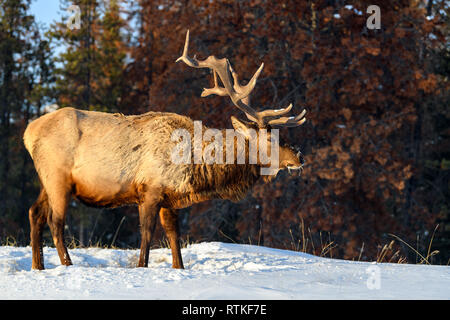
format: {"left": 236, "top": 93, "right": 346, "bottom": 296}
{"left": 231, "top": 116, "right": 254, "bottom": 139}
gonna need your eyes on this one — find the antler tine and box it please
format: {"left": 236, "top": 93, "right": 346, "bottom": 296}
{"left": 175, "top": 30, "right": 199, "bottom": 67}
{"left": 257, "top": 103, "right": 293, "bottom": 119}
{"left": 267, "top": 109, "right": 307, "bottom": 128}
{"left": 176, "top": 30, "right": 265, "bottom": 124}
{"left": 176, "top": 30, "right": 307, "bottom": 129}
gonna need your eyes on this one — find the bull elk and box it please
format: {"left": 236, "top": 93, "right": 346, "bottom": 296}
{"left": 23, "top": 31, "right": 306, "bottom": 270}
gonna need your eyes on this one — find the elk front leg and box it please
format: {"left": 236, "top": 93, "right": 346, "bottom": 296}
{"left": 138, "top": 200, "right": 159, "bottom": 267}
{"left": 159, "top": 208, "right": 184, "bottom": 269}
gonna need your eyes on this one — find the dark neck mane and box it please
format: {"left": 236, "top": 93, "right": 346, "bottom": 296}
{"left": 191, "top": 162, "right": 261, "bottom": 202}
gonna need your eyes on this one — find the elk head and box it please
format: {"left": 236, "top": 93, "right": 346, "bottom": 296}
{"left": 176, "top": 30, "right": 306, "bottom": 181}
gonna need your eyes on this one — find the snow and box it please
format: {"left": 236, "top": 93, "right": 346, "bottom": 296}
{"left": 0, "top": 242, "right": 448, "bottom": 300}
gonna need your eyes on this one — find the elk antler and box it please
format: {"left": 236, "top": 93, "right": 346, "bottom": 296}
{"left": 176, "top": 30, "right": 306, "bottom": 129}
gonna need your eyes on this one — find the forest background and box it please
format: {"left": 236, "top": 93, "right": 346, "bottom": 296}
{"left": 0, "top": 0, "right": 448, "bottom": 264}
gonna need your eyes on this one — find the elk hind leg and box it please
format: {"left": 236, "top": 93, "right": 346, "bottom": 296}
{"left": 29, "top": 188, "right": 49, "bottom": 270}
{"left": 46, "top": 177, "right": 72, "bottom": 266}
{"left": 138, "top": 201, "right": 159, "bottom": 267}
{"left": 159, "top": 208, "right": 184, "bottom": 269}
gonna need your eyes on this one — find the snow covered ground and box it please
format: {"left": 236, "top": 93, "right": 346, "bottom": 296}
{"left": 0, "top": 242, "right": 448, "bottom": 300}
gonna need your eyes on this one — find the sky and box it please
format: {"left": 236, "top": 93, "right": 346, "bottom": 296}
{"left": 30, "top": 0, "right": 63, "bottom": 29}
